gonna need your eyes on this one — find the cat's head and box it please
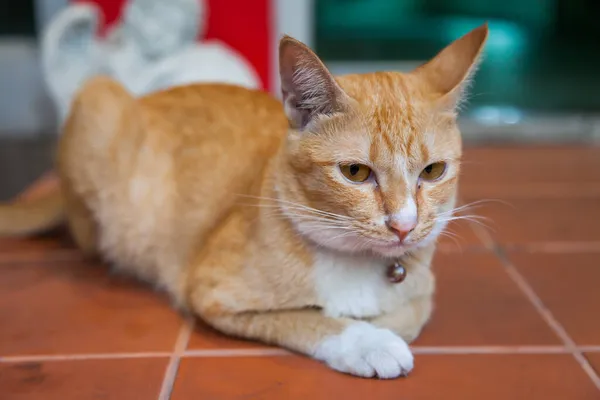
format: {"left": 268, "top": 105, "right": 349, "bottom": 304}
{"left": 277, "top": 25, "right": 488, "bottom": 258}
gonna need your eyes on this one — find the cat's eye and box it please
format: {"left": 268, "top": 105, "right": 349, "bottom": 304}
{"left": 340, "top": 163, "right": 372, "bottom": 183}
{"left": 419, "top": 162, "right": 447, "bottom": 181}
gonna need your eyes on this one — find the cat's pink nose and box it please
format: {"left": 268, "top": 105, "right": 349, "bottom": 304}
{"left": 387, "top": 210, "right": 418, "bottom": 242}
{"left": 387, "top": 199, "right": 418, "bottom": 242}
{"left": 387, "top": 220, "right": 415, "bottom": 242}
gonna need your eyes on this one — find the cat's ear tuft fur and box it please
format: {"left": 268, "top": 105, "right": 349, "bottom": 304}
{"left": 279, "top": 35, "right": 349, "bottom": 130}
{"left": 413, "top": 23, "right": 489, "bottom": 111}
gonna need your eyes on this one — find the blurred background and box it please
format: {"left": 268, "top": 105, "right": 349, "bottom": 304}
{"left": 0, "top": 0, "right": 599, "bottom": 199}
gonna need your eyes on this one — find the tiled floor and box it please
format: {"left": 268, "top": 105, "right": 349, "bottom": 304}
{"left": 1, "top": 146, "right": 600, "bottom": 399}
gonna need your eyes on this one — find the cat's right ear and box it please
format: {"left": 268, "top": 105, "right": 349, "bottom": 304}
{"left": 279, "top": 36, "right": 349, "bottom": 130}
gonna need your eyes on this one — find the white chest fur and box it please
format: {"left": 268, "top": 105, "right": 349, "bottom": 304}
{"left": 312, "top": 251, "right": 412, "bottom": 319}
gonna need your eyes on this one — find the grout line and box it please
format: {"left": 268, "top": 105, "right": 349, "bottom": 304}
{"left": 2, "top": 345, "right": 600, "bottom": 364}
{"left": 468, "top": 219, "right": 497, "bottom": 251}
{"left": 157, "top": 318, "right": 194, "bottom": 400}
{"left": 495, "top": 247, "right": 600, "bottom": 391}
{"left": 0, "top": 252, "right": 84, "bottom": 266}
{"left": 506, "top": 242, "right": 600, "bottom": 253}
{"left": 460, "top": 187, "right": 600, "bottom": 200}
{"left": 0, "top": 352, "right": 172, "bottom": 363}
{"left": 411, "top": 346, "right": 570, "bottom": 355}
{"left": 436, "top": 243, "right": 490, "bottom": 254}
{"left": 463, "top": 212, "right": 600, "bottom": 390}
{"left": 581, "top": 346, "right": 600, "bottom": 352}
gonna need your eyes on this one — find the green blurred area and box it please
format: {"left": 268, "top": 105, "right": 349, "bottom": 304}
{"left": 316, "top": 0, "right": 600, "bottom": 113}
{"left": 0, "top": 2, "right": 36, "bottom": 36}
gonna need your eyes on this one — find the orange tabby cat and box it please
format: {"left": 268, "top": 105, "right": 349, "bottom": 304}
{"left": 0, "top": 25, "right": 487, "bottom": 378}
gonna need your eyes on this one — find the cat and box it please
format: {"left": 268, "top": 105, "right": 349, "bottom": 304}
{"left": 0, "top": 24, "right": 488, "bottom": 379}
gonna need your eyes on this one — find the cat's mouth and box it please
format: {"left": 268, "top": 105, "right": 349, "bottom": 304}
{"left": 367, "top": 238, "right": 410, "bottom": 256}
{"left": 371, "top": 240, "right": 403, "bottom": 249}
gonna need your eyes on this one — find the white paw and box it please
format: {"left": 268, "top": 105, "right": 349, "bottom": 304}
{"left": 313, "top": 322, "right": 414, "bottom": 379}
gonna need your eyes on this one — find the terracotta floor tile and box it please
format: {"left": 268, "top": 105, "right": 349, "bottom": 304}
{"left": 460, "top": 147, "right": 600, "bottom": 199}
{"left": 172, "top": 354, "right": 599, "bottom": 399}
{"left": 461, "top": 146, "right": 600, "bottom": 185}
{"left": 0, "top": 233, "right": 80, "bottom": 264}
{"left": 509, "top": 252, "right": 600, "bottom": 345}
{"left": 0, "top": 235, "right": 70, "bottom": 254}
{"left": 460, "top": 198, "right": 600, "bottom": 245}
{"left": 415, "top": 252, "right": 559, "bottom": 346}
{"left": 0, "top": 358, "right": 167, "bottom": 400}
{"left": 0, "top": 261, "right": 183, "bottom": 355}
{"left": 461, "top": 181, "right": 600, "bottom": 200}
{"left": 586, "top": 353, "right": 600, "bottom": 376}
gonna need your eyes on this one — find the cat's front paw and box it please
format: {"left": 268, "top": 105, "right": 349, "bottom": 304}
{"left": 313, "top": 322, "right": 413, "bottom": 379}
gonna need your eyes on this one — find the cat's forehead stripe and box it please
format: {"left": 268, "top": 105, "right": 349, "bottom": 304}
{"left": 368, "top": 118, "right": 430, "bottom": 173}
{"left": 340, "top": 72, "right": 457, "bottom": 167}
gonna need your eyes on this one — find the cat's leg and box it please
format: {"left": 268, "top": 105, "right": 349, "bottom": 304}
{"left": 195, "top": 306, "right": 414, "bottom": 379}
{"left": 370, "top": 295, "right": 434, "bottom": 343}
{"left": 184, "top": 211, "right": 413, "bottom": 378}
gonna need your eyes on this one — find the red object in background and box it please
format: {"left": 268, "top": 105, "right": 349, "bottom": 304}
{"left": 73, "top": 0, "right": 272, "bottom": 91}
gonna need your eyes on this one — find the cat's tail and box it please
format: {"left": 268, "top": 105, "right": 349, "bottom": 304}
{"left": 0, "top": 76, "right": 134, "bottom": 238}
{"left": 0, "top": 187, "right": 65, "bottom": 237}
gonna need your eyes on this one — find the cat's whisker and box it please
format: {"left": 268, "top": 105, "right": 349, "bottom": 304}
{"left": 438, "top": 217, "right": 489, "bottom": 230}
{"left": 318, "top": 230, "right": 357, "bottom": 247}
{"left": 456, "top": 198, "right": 513, "bottom": 211}
{"left": 283, "top": 212, "right": 351, "bottom": 224}
{"left": 438, "top": 201, "right": 485, "bottom": 216}
{"left": 243, "top": 204, "right": 353, "bottom": 224}
{"left": 260, "top": 208, "right": 357, "bottom": 234}
{"left": 359, "top": 237, "right": 382, "bottom": 254}
{"left": 235, "top": 194, "right": 353, "bottom": 221}
{"left": 439, "top": 227, "right": 462, "bottom": 240}
{"left": 441, "top": 214, "right": 491, "bottom": 224}
{"left": 300, "top": 224, "right": 354, "bottom": 231}
{"left": 439, "top": 198, "right": 511, "bottom": 218}
{"left": 265, "top": 211, "right": 354, "bottom": 227}
{"left": 241, "top": 203, "right": 353, "bottom": 224}
{"left": 439, "top": 214, "right": 492, "bottom": 223}
{"left": 438, "top": 231, "right": 463, "bottom": 252}
{"left": 281, "top": 206, "right": 354, "bottom": 222}
{"left": 237, "top": 201, "right": 337, "bottom": 214}
{"left": 263, "top": 217, "right": 353, "bottom": 233}
{"left": 436, "top": 200, "right": 500, "bottom": 234}
{"left": 437, "top": 215, "right": 495, "bottom": 232}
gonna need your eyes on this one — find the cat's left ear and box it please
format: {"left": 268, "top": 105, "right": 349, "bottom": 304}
{"left": 279, "top": 35, "right": 350, "bottom": 130}
{"left": 412, "top": 23, "right": 489, "bottom": 110}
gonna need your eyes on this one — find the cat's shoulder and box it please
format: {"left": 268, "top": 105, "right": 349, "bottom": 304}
{"left": 141, "top": 83, "right": 283, "bottom": 113}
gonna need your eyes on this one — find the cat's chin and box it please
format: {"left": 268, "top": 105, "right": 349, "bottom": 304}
{"left": 307, "top": 233, "right": 411, "bottom": 259}
{"left": 367, "top": 241, "right": 410, "bottom": 259}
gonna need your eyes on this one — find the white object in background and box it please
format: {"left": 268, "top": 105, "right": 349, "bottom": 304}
{"left": 41, "top": 0, "right": 261, "bottom": 125}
